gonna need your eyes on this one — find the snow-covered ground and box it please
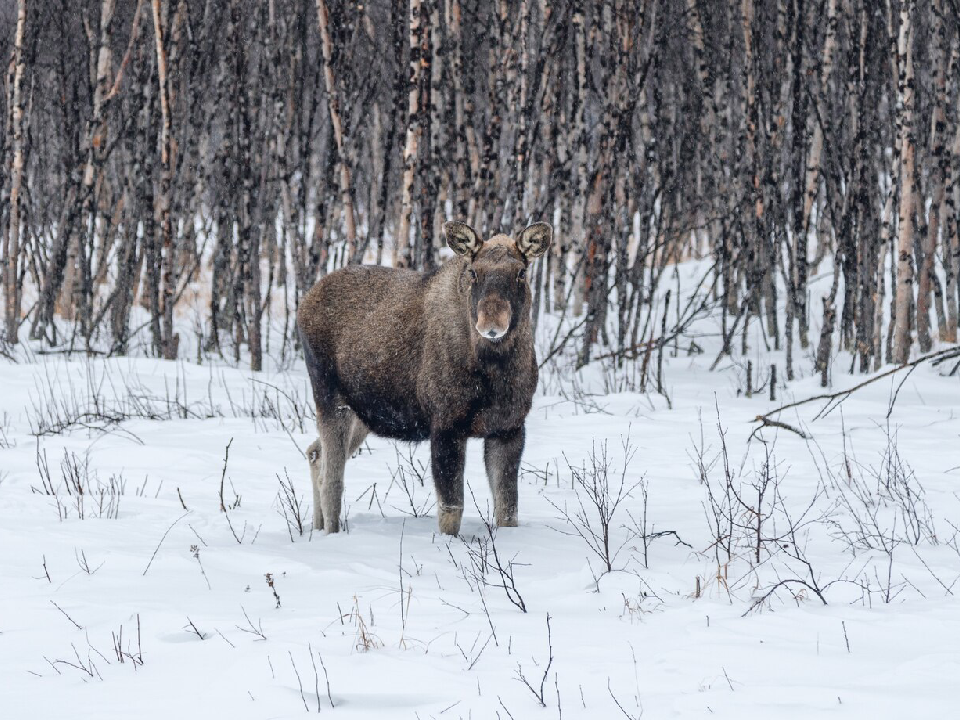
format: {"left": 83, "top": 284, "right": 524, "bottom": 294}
{"left": 2, "top": 315, "right": 960, "bottom": 719}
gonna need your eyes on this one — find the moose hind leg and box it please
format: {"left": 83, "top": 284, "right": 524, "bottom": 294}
{"left": 316, "top": 408, "right": 357, "bottom": 533}
{"left": 307, "top": 439, "right": 324, "bottom": 531}
{"left": 484, "top": 427, "right": 524, "bottom": 527}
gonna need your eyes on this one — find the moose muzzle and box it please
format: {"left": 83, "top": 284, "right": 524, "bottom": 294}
{"left": 476, "top": 296, "right": 512, "bottom": 341}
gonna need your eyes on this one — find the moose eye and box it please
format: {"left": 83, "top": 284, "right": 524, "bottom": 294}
{"left": 517, "top": 268, "right": 526, "bottom": 281}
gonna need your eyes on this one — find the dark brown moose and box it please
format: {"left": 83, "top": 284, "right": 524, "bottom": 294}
{"left": 297, "top": 221, "right": 552, "bottom": 535}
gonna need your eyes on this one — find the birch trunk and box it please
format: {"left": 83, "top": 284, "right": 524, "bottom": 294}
{"left": 3, "top": 0, "right": 28, "bottom": 342}
{"left": 570, "top": 3, "right": 588, "bottom": 316}
{"left": 316, "top": 0, "right": 357, "bottom": 261}
{"left": 945, "top": 107, "right": 960, "bottom": 342}
{"left": 893, "top": 0, "right": 916, "bottom": 365}
{"left": 447, "top": 0, "right": 468, "bottom": 219}
{"left": 418, "top": 0, "right": 439, "bottom": 269}
{"left": 511, "top": 0, "right": 529, "bottom": 228}
{"left": 394, "top": 0, "right": 422, "bottom": 268}
{"left": 917, "top": 0, "right": 948, "bottom": 349}
{"left": 797, "top": 0, "right": 838, "bottom": 348}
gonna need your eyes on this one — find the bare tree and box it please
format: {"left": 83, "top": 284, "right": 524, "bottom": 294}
{"left": 316, "top": 0, "right": 357, "bottom": 260}
{"left": 893, "top": 0, "right": 917, "bottom": 365}
{"left": 394, "top": 0, "right": 422, "bottom": 269}
{"left": 0, "top": 0, "right": 957, "bottom": 375}
{"left": 152, "top": 0, "right": 177, "bottom": 359}
{"left": 3, "top": 0, "right": 28, "bottom": 342}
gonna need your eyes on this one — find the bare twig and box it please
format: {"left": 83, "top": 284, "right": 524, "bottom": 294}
{"left": 608, "top": 677, "right": 641, "bottom": 720}
{"left": 142, "top": 511, "right": 189, "bottom": 575}
{"left": 289, "top": 651, "right": 309, "bottom": 712}
{"left": 265, "top": 573, "right": 281, "bottom": 608}
{"left": 185, "top": 618, "right": 206, "bottom": 640}
{"left": 515, "top": 614, "right": 553, "bottom": 707}
{"left": 219, "top": 438, "right": 234, "bottom": 513}
{"left": 316, "top": 649, "right": 335, "bottom": 708}
{"left": 236, "top": 606, "right": 267, "bottom": 641}
{"left": 50, "top": 600, "right": 83, "bottom": 630}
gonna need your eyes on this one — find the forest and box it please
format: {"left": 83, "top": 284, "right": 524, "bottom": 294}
{"left": 1, "top": 0, "right": 959, "bottom": 380}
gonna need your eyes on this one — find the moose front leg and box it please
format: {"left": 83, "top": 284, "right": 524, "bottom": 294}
{"left": 484, "top": 426, "right": 524, "bottom": 527}
{"left": 431, "top": 431, "right": 466, "bottom": 536}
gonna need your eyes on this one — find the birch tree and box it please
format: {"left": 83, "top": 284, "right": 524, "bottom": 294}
{"left": 0, "top": 0, "right": 958, "bottom": 376}
{"left": 893, "top": 0, "right": 917, "bottom": 365}
{"left": 394, "top": 0, "right": 422, "bottom": 268}
{"left": 316, "top": 0, "right": 357, "bottom": 260}
{"left": 2, "top": 0, "right": 27, "bottom": 342}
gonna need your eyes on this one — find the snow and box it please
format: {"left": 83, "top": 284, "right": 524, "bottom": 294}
{"left": 2, "top": 323, "right": 960, "bottom": 718}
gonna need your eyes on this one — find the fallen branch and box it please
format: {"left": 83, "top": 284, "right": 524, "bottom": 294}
{"left": 753, "top": 346, "right": 960, "bottom": 431}
{"left": 749, "top": 416, "right": 809, "bottom": 442}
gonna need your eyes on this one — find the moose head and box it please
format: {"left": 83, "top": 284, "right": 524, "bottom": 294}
{"left": 443, "top": 220, "right": 553, "bottom": 345}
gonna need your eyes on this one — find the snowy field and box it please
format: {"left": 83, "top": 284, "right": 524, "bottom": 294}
{"left": 2, "top": 312, "right": 960, "bottom": 719}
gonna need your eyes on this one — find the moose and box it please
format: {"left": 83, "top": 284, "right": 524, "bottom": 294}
{"left": 297, "top": 220, "right": 552, "bottom": 536}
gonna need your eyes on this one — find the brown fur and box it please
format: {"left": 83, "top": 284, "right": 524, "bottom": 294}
{"left": 297, "top": 221, "right": 551, "bottom": 534}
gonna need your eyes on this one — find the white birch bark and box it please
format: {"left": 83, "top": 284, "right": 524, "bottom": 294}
{"left": 394, "top": 0, "right": 422, "bottom": 268}
{"left": 316, "top": 0, "right": 357, "bottom": 261}
{"left": 893, "top": 0, "right": 916, "bottom": 364}
{"left": 152, "top": 0, "right": 177, "bottom": 359}
{"left": 3, "top": 0, "right": 28, "bottom": 341}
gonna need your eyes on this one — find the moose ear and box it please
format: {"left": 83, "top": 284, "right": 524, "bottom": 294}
{"left": 444, "top": 221, "right": 483, "bottom": 257}
{"left": 516, "top": 222, "right": 552, "bottom": 260}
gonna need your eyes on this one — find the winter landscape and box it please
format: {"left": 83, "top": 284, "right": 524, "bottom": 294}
{"left": 2, "top": 260, "right": 960, "bottom": 719}
{"left": 4, "top": 0, "right": 960, "bottom": 717}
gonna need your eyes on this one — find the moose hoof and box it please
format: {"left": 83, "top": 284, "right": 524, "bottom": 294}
{"left": 438, "top": 506, "right": 463, "bottom": 536}
{"left": 496, "top": 515, "right": 518, "bottom": 528}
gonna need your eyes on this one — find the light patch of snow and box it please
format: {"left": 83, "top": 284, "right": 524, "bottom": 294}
{"left": 1, "top": 331, "right": 959, "bottom": 718}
